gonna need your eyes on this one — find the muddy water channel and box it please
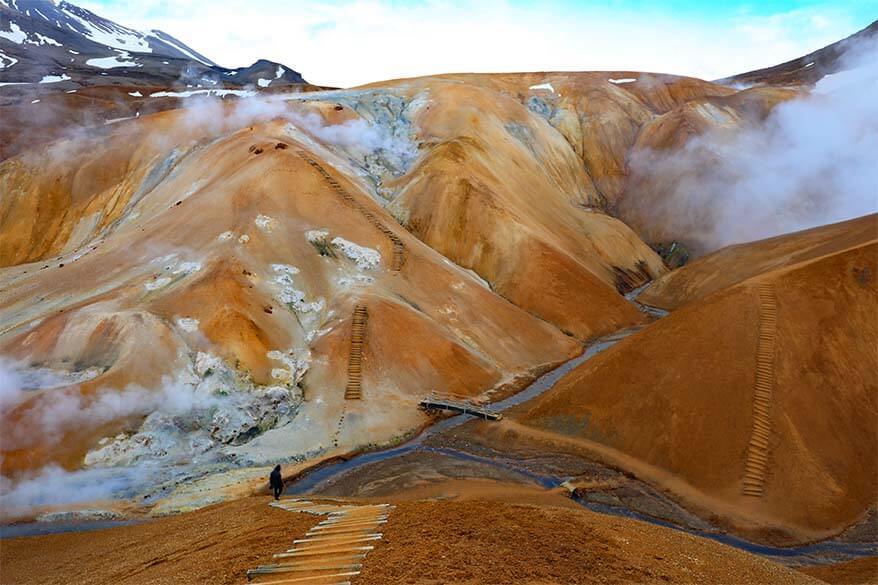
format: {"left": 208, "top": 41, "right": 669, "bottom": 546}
{"left": 288, "top": 329, "right": 633, "bottom": 495}
{"left": 288, "top": 326, "right": 877, "bottom": 568}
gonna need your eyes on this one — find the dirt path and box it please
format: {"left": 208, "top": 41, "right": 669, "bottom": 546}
{"left": 487, "top": 418, "right": 840, "bottom": 544}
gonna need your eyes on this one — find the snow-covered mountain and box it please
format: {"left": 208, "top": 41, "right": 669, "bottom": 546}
{"left": 717, "top": 19, "right": 878, "bottom": 87}
{"left": 0, "top": 0, "right": 306, "bottom": 88}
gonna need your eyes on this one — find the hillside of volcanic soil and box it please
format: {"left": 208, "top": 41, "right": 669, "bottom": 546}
{"left": 513, "top": 216, "right": 877, "bottom": 545}
{"left": 1, "top": 12, "right": 876, "bottom": 583}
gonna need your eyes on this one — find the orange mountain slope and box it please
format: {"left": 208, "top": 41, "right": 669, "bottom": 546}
{"left": 0, "top": 65, "right": 873, "bottom": 517}
{"left": 0, "top": 104, "right": 585, "bottom": 477}
{"left": 640, "top": 214, "right": 878, "bottom": 310}
{"left": 514, "top": 220, "right": 878, "bottom": 544}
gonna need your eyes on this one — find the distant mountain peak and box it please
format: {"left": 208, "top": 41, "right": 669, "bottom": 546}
{"left": 0, "top": 0, "right": 305, "bottom": 88}
{"left": 718, "top": 19, "right": 878, "bottom": 87}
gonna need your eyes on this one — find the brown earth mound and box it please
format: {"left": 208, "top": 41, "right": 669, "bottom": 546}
{"left": 0, "top": 106, "right": 581, "bottom": 477}
{"left": 799, "top": 557, "right": 878, "bottom": 585}
{"left": 388, "top": 79, "right": 664, "bottom": 339}
{"left": 515, "top": 229, "right": 877, "bottom": 543}
{"left": 357, "top": 499, "right": 821, "bottom": 584}
{"left": 0, "top": 497, "right": 317, "bottom": 585}
{"left": 0, "top": 492, "right": 821, "bottom": 585}
{"left": 376, "top": 72, "right": 801, "bottom": 257}
{"left": 640, "top": 214, "right": 878, "bottom": 310}
{"left": 0, "top": 66, "right": 870, "bottom": 519}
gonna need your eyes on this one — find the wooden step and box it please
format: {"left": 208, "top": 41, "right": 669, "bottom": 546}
{"left": 742, "top": 282, "right": 777, "bottom": 498}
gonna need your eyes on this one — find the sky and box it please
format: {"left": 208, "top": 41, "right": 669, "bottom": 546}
{"left": 80, "top": 0, "right": 878, "bottom": 87}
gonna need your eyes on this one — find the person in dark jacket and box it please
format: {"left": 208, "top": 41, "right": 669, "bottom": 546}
{"left": 269, "top": 465, "right": 284, "bottom": 500}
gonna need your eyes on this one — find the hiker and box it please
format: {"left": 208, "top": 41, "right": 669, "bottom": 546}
{"left": 269, "top": 464, "right": 284, "bottom": 500}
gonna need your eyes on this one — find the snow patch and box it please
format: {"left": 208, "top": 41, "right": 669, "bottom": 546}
{"left": 272, "top": 264, "right": 300, "bottom": 276}
{"left": 0, "top": 50, "right": 17, "bottom": 69}
{"left": 529, "top": 82, "right": 554, "bottom": 92}
{"left": 267, "top": 350, "right": 311, "bottom": 386}
{"left": 218, "top": 231, "right": 234, "bottom": 242}
{"left": 306, "top": 229, "right": 329, "bottom": 243}
{"left": 0, "top": 23, "right": 27, "bottom": 44}
{"left": 87, "top": 52, "right": 138, "bottom": 69}
{"left": 39, "top": 74, "right": 71, "bottom": 84}
{"left": 145, "top": 277, "right": 171, "bottom": 291}
{"left": 31, "top": 32, "right": 61, "bottom": 46}
{"left": 60, "top": 5, "right": 152, "bottom": 53}
{"left": 331, "top": 237, "right": 381, "bottom": 270}
{"left": 804, "top": 62, "right": 815, "bottom": 68}
{"left": 257, "top": 78, "right": 271, "bottom": 88}
{"left": 172, "top": 261, "right": 202, "bottom": 275}
{"left": 143, "top": 256, "right": 202, "bottom": 289}
{"left": 175, "top": 317, "right": 200, "bottom": 332}
{"left": 271, "top": 265, "right": 324, "bottom": 314}
{"left": 338, "top": 275, "right": 375, "bottom": 287}
{"left": 149, "top": 88, "right": 256, "bottom": 99}
{"left": 128, "top": 91, "right": 143, "bottom": 97}
{"left": 609, "top": 78, "right": 637, "bottom": 84}
{"left": 275, "top": 66, "right": 285, "bottom": 79}
{"left": 255, "top": 214, "right": 275, "bottom": 232}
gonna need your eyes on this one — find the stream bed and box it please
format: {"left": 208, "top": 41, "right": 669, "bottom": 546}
{"left": 286, "top": 327, "right": 877, "bottom": 568}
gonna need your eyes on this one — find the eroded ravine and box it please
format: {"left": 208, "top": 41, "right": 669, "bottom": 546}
{"left": 286, "top": 327, "right": 637, "bottom": 496}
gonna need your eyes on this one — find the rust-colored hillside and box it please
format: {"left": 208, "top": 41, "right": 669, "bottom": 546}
{"left": 2, "top": 17, "right": 877, "bottom": 581}
{"left": 516, "top": 221, "right": 878, "bottom": 543}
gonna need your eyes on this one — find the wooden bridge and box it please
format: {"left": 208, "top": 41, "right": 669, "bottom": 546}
{"left": 419, "top": 394, "right": 503, "bottom": 421}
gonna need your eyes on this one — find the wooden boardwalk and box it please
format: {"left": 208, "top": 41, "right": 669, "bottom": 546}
{"left": 296, "top": 150, "right": 405, "bottom": 271}
{"left": 345, "top": 305, "right": 368, "bottom": 400}
{"left": 419, "top": 394, "right": 502, "bottom": 420}
{"left": 246, "top": 499, "right": 393, "bottom": 584}
{"left": 742, "top": 282, "right": 777, "bottom": 498}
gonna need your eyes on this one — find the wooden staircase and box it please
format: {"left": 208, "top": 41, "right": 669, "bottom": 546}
{"left": 248, "top": 499, "right": 393, "bottom": 584}
{"left": 296, "top": 150, "right": 405, "bottom": 272}
{"left": 742, "top": 282, "right": 777, "bottom": 498}
{"left": 345, "top": 305, "right": 368, "bottom": 400}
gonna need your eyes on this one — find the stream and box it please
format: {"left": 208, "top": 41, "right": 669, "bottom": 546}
{"left": 288, "top": 331, "right": 630, "bottom": 495}
{"left": 6, "top": 291, "right": 875, "bottom": 567}
{"left": 286, "top": 324, "right": 877, "bottom": 567}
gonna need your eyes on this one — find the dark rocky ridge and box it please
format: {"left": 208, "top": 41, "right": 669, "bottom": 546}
{"left": 0, "top": 0, "right": 306, "bottom": 89}
{"left": 717, "top": 19, "right": 877, "bottom": 87}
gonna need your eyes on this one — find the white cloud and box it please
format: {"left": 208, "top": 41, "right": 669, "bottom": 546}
{"left": 77, "top": 0, "right": 867, "bottom": 87}
{"left": 625, "top": 35, "right": 878, "bottom": 252}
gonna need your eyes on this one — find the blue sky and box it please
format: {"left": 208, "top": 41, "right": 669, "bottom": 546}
{"left": 81, "top": 0, "right": 877, "bottom": 87}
